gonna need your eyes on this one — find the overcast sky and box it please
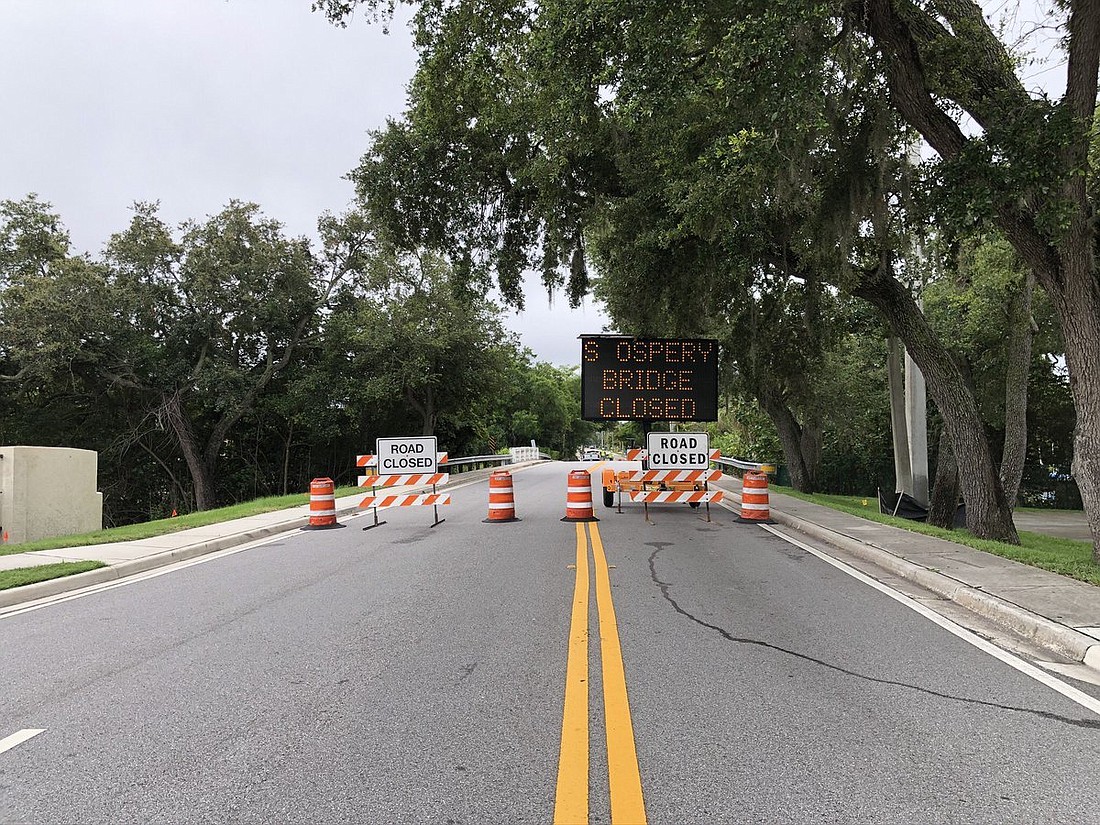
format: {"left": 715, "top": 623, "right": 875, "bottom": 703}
{"left": 0, "top": 0, "right": 609, "bottom": 367}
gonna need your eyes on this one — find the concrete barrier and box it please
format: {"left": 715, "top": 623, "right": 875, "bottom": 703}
{"left": 0, "top": 446, "right": 103, "bottom": 545}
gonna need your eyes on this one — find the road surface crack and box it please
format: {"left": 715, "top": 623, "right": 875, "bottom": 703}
{"left": 646, "top": 545, "right": 1100, "bottom": 730}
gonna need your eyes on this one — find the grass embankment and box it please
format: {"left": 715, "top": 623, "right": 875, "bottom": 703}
{"left": 0, "top": 561, "right": 106, "bottom": 591}
{"left": 775, "top": 487, "right": 1100, "bottom": 587}
{"left": 0, "top": 485, "right": 362, "bottom": 559}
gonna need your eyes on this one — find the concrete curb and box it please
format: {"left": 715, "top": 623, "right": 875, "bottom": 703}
{"left": 0, "top": 513, "right": 313, "bottom": 609}
{"left": 0, "top": 461, "right": 547, "bottom": 611}
{"left": 752, "top": 500, "right": 1100, "bottom": 673}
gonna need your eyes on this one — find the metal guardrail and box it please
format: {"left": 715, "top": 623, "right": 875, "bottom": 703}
{"left": 713, "top": 456, "right": 777, "bottom": 474}
{"left": 447, "top": 452, "right": 553, "bottom": 473}
{"left": 448, "top": 455, "right": 512, "bottom": 473}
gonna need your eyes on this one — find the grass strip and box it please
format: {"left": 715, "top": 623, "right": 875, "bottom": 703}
{"left": 773, "top": 487, "right": 1100, "bottom": 586}
{"left": 0, "top": 561, "right": 106, "bottom": 591}
{"left": 0, "top": 485, "right": 361, "bottom": 557}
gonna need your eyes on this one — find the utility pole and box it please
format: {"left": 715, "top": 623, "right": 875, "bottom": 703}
{"left": 905, "top": 348, "right": 929, "bottom": 506}
{"left": 888, "top": 336, "right": 913, "bottom": 498}
{"left": 895, "top": 138, "right": 931, "bottom": 508}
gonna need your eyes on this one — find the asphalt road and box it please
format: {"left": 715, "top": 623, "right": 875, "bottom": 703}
{"left": 2, "top": 462, "right": 1099, "bottom": 824}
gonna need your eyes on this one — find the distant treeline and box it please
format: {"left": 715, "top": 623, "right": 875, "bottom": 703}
{"left": 0, "top": 196, "right": 596, "bottom": 525}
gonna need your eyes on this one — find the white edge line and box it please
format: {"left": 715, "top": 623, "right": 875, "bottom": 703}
{"left": 1, "top": 468, "right": 531, "bottom": 619}
{"left": 0, "top": 532, "right": 291, "bottom": 619}
{"left": 0, "top": 729, "right": 45, "bottom": 755}
{"left": 752, "top": 519, "right": 1100, "bottom": 718}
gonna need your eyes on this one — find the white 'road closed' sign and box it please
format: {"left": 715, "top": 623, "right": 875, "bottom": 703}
{"left": 376, "top": 436, "right": 438, "bottom": 475}
{"left": 646, "top": 432, "right": 710, "bottom": 470}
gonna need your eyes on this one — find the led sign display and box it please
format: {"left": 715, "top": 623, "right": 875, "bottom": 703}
{"left": 580, "top": 336, "right": 719, "bottom": 422}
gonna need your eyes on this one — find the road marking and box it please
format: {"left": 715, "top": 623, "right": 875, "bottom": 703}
{"left": 0, "top": 533, "right": 289, "bottom": 619}
{"left": 554, "top": 524, "right": 590, "bottom": 824}
{"left": 590, "top": 523, "right": 647, "bottom": 824}
{"left": 0, "top": 729, "right": 45, "bottom": 755}
{"left": 759, "top": 524, "right": 1100, "bottom": 718}
{"left": 0, "top": 470, "right": 510, "bottom": 620}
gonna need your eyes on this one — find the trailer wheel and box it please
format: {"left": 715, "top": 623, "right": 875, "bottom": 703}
{"left": 603, "top": 488, "right": 615, "bottom": 507}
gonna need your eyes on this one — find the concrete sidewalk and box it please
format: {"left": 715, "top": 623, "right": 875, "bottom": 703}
{"left": 0, "top": 464, "right": 515, "bottom": 609}
{"left": 714, "top": 479, "right": 1100, "bottom": 673}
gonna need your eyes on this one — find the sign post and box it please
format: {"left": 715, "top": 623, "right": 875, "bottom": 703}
{"left": 358, "top": 437, "right": 449, "bottom": 528}
{"left": 646, "top": 431, "right": 713, "bottom": 522}
{"left": 379, "top": 436, "right": 444, "bottom": 528}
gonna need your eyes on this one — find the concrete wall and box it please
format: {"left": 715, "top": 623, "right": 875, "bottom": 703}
{"left": 0, "top": 446, "right": 103, "bottom": 545}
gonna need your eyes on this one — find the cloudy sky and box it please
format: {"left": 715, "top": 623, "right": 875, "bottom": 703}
{"left": 0, "top": 0, "right": 610, "bottom": 366}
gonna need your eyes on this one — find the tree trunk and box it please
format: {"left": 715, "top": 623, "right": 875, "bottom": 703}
{"left": 282, "top": 421, "right": 294, "bottom": 496}
{"left": 859, "top": 0, "right": 1097, "bottom": 554}
{"left": 1047, "top": 258, "right": 1100, "bottom": 559}
{"left": 799, "top": 414, "right": 822, "bottom": 490}
{"left": 406, "top": 387, "right": 436, "bottom": 436}
{"left": 852, "top": 265, "right": 1019, "bottom": 542}
{"left": 1000, "top": 270, "right": 1035, "bottom": 507}
{"left": 162, "top": 391, "right": 216, "bottom": 511}
{"left": 758, "top": 384, "right": 815, "bottom": 493}
{"left": 928, "top": 426, "right": 959, "bottom": 529}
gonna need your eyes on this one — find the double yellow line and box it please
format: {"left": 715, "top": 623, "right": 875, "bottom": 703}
{"left": 555, "top": 522, "right": 646, "bottom": 824}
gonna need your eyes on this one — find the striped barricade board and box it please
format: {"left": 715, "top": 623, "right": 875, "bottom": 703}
{"left": 624, "top": 449, "right": 720, "bottom": 463}
{"left": 358, "top": 493, "right": 451, "bottom": 510}
{"left": 615, "top": 469, "right": 722, "bottom": 484}
{"left": 357, "top": 452, "right": 449, "bottom": 468}
{"left": 627, "top": 490, "right": 724, "bottom": 504}
{"left": 358, "top": 473, "right": 449, "bottom": 488}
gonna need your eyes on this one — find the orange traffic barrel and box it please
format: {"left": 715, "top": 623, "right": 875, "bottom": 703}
{"left": 737, "top": 471, "right": 774, "bottom": 524}
{"left": 484, "top": 469, "right": 520, "bottom": 523}
{"left": 304, "top": 477, "right": 345, "bottom": 530}
{"left": 561, "top": 469, "right": 599, "bottom": 522}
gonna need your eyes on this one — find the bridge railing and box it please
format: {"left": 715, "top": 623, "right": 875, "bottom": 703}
{"left": 448, "top": 454, "right": 512, "bottom": 474}
{"left": 713, "top": 456, "right": 777, "bottom": 476}
{"left": 447, "top": 452, "right": 553, "bottom": 474}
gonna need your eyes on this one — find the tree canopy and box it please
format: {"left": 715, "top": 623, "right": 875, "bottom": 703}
{"left": 0, "top": 195, "right": 592, "bottom": 522}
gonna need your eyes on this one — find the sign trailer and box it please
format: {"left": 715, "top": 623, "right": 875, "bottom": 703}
{"left": 580, "top": 336, "right": 723, "bottom": 522}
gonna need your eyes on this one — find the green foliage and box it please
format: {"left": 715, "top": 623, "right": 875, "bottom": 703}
{"left": 0, "top": 561, "right": 106, "bottom": 591}
{"left": 0, "top": 196, "right": 597, "bottom": 523}
{"left": 777, "top": 488, "right": 1100, "bottom": 586}
{"left": 708, "top": 400, "right": 781, "bottom": 463}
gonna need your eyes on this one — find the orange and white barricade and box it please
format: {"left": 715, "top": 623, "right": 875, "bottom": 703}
{"left": 622, "top": 468, "right": 722, "bottom": 523}
{"left": 627, "top": 490, "right": 724, "bottom": 505}
{"left": 624, "top": 448, "right": 720, "bottom": 464}
{"left": 304, "top": 477, "right": 345, "bottom": 530}
{"left": 738, "top": 471, "right": 774, "bottom": 523}
{"left": 483, "top": 470, "right": 519, "bottom": 523}
{"left": 357, "top": 452, "right": 449, "bottom": 469}
{"left": 561, "top": 469, "right": 598, "bottom": 522}
{"left": 358, "top": 493, "right": 451, "bottom": 509}
{"left": 357, "top": 454, "right": 450, "bottom": 529}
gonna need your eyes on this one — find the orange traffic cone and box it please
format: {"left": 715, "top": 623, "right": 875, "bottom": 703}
{"left": 483, "top": 469, "right": 520, "bottom": 523}
{"left": 303, "top": 477, "right": 346, "bottom": 530}
{"left": 561, "top": 469, "right": 598, "bottom": 522}
{"left": 737, "top": 471, "right": 774, "bottom": 523}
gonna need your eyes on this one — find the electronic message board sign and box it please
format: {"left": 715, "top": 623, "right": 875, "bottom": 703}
{"left": 580, "top": 336, "right": 719, "bottom": 422}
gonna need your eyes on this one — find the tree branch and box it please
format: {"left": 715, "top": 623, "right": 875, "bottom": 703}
{"left": 862, "top": 0, "right": 968, "bottom": 159}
